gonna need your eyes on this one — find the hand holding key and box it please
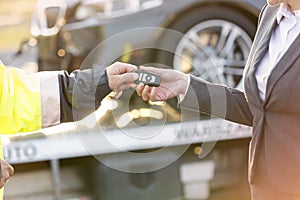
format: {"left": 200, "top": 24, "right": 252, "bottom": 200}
{"left": 135, "top": 66, "right": 189, "bottom": 101}
{"left": 106, "top": 62, "right": 139, "bottom": 98}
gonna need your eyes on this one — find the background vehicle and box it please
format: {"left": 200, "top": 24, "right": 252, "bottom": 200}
{"left": 32, "top": 0, "right": 264, "bottom": 114}
{"left": 4, "top": 0, "right": 265, "bottom": 200}
{"left": 33, "top": 0, "right": 263, "bottom": 89}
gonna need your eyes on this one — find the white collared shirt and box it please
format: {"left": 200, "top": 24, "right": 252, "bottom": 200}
{"left": 255, "top": 3, "right": 300, "bottom": 101}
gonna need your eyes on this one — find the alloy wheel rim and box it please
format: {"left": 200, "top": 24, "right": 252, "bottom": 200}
{"left": 174, "top": 19, "right": 252, "bottom": 88}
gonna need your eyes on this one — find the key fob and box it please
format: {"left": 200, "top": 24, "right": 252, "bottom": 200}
{"left": 134, "top": 69, "right": 161, "bottom": 87}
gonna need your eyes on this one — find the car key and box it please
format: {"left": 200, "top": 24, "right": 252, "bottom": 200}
{"left": 134, "top": 69, "right": 161, "bottom": 87}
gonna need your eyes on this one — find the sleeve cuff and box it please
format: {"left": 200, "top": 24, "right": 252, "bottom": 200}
{"left": 39, "top": 71, "right": 61, "bottom": 128}
{"left": 178, "top": 75, "right": 191, "bottom": 103}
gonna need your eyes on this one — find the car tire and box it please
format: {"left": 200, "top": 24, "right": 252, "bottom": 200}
{"left": 152, "top": 5, "right": 257, "bottom": 111}
{"left": 155, "top": 4, "right": 257, "bottom": 87}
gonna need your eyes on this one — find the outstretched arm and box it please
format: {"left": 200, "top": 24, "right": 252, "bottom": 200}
{"left": 135, "top": 66, "right": 189, "bottom": 101}
{"left": 0, "top": 62, "right": 138, "bottom": 133}
{"left": 135, "top": 66, "right": 253, "bottom": 126}
{"left": 59, "top": 62, "right": 138, "bottom": 122}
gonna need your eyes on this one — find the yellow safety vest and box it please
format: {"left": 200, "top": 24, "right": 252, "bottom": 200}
{"left": 0, "top": 61, "right": 107, "bottom": 199}
{"left": 0, "top": 63, "right": 43, "bottom": 199}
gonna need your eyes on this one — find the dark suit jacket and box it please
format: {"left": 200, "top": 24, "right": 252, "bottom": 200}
{"left": 181, "top": 4, "right": 300, "bottom": 194}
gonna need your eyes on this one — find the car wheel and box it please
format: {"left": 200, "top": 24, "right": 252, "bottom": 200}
{"left": 156, "top": 5, "right": 257, "bottom": 89}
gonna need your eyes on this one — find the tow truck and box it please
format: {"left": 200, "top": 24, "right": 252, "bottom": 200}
{"left": 3, "top": 94, "right": 252, "bottom": 200}
{"left": 2, "top": 0, "right": 266, "bottom": 199}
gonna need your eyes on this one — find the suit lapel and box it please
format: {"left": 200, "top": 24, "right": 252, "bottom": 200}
{"left": 264, "top": 34, "right": 300, "bottom": 105}
{"left": 246, "top": 9, "right": 278, "bottom": 106}
{"left": 244, "top": 5, "right": 281, "bottom": 184}
{"left": 251, "top": 21, "right": 277, "bottom": 72}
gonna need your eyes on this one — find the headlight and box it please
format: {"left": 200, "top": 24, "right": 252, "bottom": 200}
{"left": 75, "top": 0, "right": 163, "bottom": 20}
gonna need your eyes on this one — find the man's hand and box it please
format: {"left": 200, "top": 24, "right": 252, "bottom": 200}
{"left": 106, "top": 62, "right": 139, "bottom": 98}
{"left": 136, "top": 66, "right": 189, "bottom": 101}
{"left": 0, "top": 159, "right": 14, "bottom": 188}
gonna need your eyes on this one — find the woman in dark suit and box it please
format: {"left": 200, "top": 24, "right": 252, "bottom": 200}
{"left": 136, "top": 0, "right": 300, "bottom": 199}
